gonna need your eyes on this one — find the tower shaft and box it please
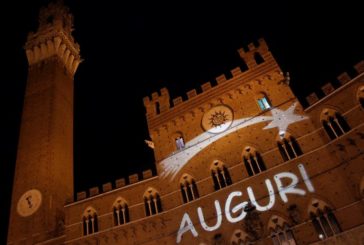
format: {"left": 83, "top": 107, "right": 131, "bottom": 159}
{"left": 7, "top": 2, "right": 80, "bottom": 244}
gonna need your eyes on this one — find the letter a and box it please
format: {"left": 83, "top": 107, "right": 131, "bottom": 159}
{"left": 176, "top": 213, "right": 198, "bottom": 243}
{"left": 197, "top": 200, "right": 222, "bottom": 231}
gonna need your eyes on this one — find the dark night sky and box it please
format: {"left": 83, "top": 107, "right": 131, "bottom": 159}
{"left": 1, "top": 1, "right": 364, "bottom": 243}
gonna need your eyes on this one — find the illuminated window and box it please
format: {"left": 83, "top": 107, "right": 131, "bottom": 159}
{"left": 257, "top": 94, "right": 271, "bottom": 111}
{"left": 144, "top": 188, "right": 162, "bottom": 216}
{"left": 211, "top": 161, "right": 232, "bottom": 191}
{"left": 176, "top": 136, "right": 185, "bottom": 150}
{"left": 321, "top": 109, "right": 350, "bottom": 140}
{"left": 173, "top": 132, "right": 185, "bottom": 150}
{"left": 268, "top": 215, "right": 296, "bottom": 245}
{"left": 82, "top": 207, "right": 98, "bottom": 236}
{"left": 180, "top": 174, "right": 199, "bottom": 203}
{"left": 308, "top": 199, "right": 341, "bottom": 240}
{"left": 113, "top": 198, "right": 129, "bottom": 226}
{"left": 277, "top": 135, "right": 303, "bottom": 161}
{"left": 243, "top": 147, "right": 266, "bottom": 176}
{"left": 230, "top": 229, "right": 250, "bottom": 245}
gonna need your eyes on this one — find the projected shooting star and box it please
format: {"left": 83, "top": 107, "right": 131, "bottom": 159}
{"left": 160, "top": 102, "right": 308, "bottom": 180}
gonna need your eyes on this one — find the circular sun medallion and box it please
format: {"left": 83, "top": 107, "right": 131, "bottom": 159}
{"left": 202, "top": 105, "right": 234, "bottom": 133}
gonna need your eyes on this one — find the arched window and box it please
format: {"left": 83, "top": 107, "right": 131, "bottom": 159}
{"left": 277, "top": 134, "right": 303, "bottom": 161}
{"left": 230, "top": 229, "right": 250, "bottom": 245}
{"left": 308, "top": 199, "right": 341, "bottom": 240}
{"left": 180, "top": 174, "right": 199, "bottom": 203}
{"left": 254, "top": 52, "right": 265, "bottom": 65}
{"left": 243, "top": 147, "right": 266, "bottom": 176}
{"left": 256, "top": 93, "right": 271, "bottom": 111}
{"left": 321, "top": 109, "right": 350, "bottom": 140}
{"left": 144, "top": 188, "right": 162, "bottom": 216}
{"left": 82, "top": 207, "right": 98, "bottom": 236}
{"left": 173, "top": 132, "right": 185, "bottom": 150}
{"left": 357, "top": 86, "right": 364, "bottom": 108}
{"left": 211, "top": 161, "right": 232, "bottom": 191}
{"left": 268, "top": 215, "right": 296, "bottom": 245}
{"left": 113, "top": 198, "right": 129, "bottom": 226}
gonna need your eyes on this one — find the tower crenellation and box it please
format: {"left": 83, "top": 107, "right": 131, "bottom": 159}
{"left": 143, "top": 38, "right": 280, "bottom": 132}
{"left": 305, "top": 60, "right": 364, "bottom": 107}
{"left": 143, "top": 87, "right": 171, "bottom": 118}
{"left": 237, "top": 38, "right": 270, "bottom": 69}
{"left": 25, "top": 1, "right": 81, "bottom": 76}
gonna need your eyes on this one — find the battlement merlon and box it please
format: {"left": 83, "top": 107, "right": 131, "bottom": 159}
{"left": 237, "top": 38, "right": 270, "bottom": 69}
{"left": 305, "top": 60, "right": 364, "bottom": 107}
{"left": 73, "top": 169, "right": 155, "bottom": 203}
{"left": 143, "top": 88, "right": 171, "bottom": 118}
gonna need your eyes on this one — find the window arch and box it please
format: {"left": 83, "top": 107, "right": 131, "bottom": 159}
{"left": 230, "top": 229, "right": 250, "bottom": 245}
{"left": 211, "top": 161, "right": 232, "bottom": 190}
{"left": 277, "top": 134, "right": 303, "bottom": 161}
{"left": 254, "top": 52, "right": 265, "bottom": 65}
{"left": 180, "top": 174, "right": 199, "bottom": 203}
{"left": 243, "top": 147, "right": 266, "bottom": 176}
{"left": 256, "top": 92, "right": 271, "bottom": 111}
{"left": 357, "top": 86, "right": 364, "bottom": 108}
{"left": 308, "top": 199, "right": 341, "bottom": 240}
{"left": 268, "top": 215, "right": 296, "bottom": 245}
{"left": 112, "top": 197, "right": 129, "bottom": 226}
{"left": 173, "top": 131, "right": 185, "bottom": 150}
{"left": 321, "top": 109, "right": 350, "bottom": 140}
{"left": 82, "top": 207, "right": 98, "bottom": 236}
{"left": 144, "top": 188, "right": 162, "bottom": 216}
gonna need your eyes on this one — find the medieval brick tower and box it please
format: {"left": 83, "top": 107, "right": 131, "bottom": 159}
{"left": 7, "top": 2, "right": 80, "bottom": 244}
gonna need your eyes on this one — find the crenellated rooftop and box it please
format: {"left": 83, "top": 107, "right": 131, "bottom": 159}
{"left": 74, "top": 169, "right": 155, "bottom": 202}
{"left": 143, "top": 38, "right": 281, "bottom": 130}
{"left": 305, "top": 60, "right": 364, "bottom": 109}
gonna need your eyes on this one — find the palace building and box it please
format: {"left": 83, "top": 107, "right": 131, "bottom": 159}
{"left": 7, "top": 2, "right": 364, "bottom": 245}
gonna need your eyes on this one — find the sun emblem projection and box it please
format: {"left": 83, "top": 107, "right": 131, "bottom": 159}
{"left": 202, "top": 105, "right": 233, "bottom": 134}
{"left": 209, "top": 111, "right": 228, "bottom": 127}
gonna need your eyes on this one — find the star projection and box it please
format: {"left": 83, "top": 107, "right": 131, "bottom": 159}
{"left": 160, "top": 102, "right": 308, "bottom": 180}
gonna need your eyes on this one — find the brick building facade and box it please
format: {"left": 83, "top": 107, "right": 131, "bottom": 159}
{"left": 7, "top": 2, "right": 364, "bottom": 245}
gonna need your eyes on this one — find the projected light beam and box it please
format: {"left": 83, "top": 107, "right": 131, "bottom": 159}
{"left": 160, "top": 102, "right": 307, "bottom": 180}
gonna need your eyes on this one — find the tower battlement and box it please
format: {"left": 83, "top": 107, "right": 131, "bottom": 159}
{"left": 143, "top": 38, "right": 281, "bottom": 130}
{"left": 305, "top": 60, "right": 364, "bottom": 108}
{"left": 24, "top": 1, "right": 81, "bottom": 76}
